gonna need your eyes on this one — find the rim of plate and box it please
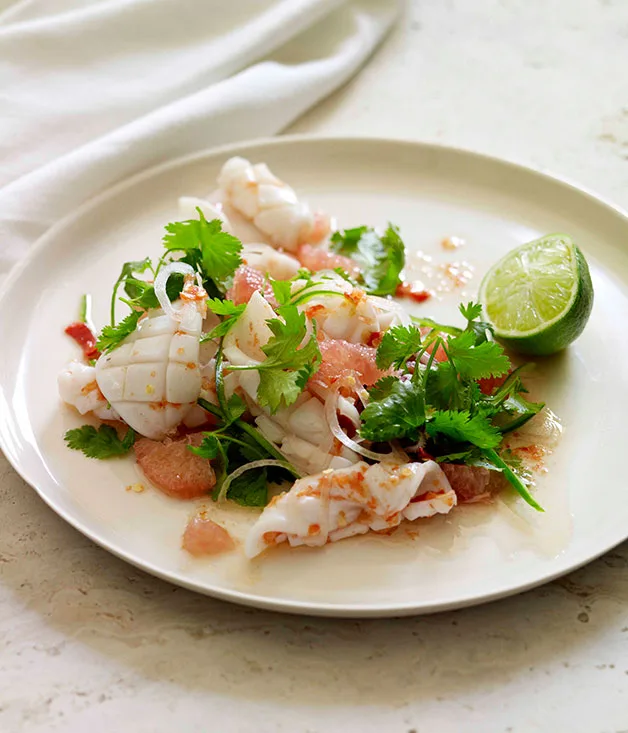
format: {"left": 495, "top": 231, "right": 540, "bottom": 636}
{"left": 2, "top": 134, "right": 628, "bottom": 618}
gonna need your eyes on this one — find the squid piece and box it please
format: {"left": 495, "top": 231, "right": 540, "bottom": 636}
{"left": 217, "top": 157, "right": 330, "bottom": 252}
{"left": 294, "top": 272, "right": 411, "bottom": 344}
{"left": 241, "top": 242, "right": 301, "bottom": 281}
{"left": 58, "top": 361, "right": 119, "bottom": 421}
{"left": 245, "top": 460, "right": 457, "bottom": 558}
{"left": 94, "top": 265, "right": 207, "bottom": 440}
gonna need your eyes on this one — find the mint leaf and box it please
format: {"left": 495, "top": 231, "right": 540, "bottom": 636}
{"left": 65, "top": 425, "right": 136, "bottom": 459}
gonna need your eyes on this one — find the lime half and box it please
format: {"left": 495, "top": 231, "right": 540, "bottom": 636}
{"left": 479, "top": 234, "right": 594, "bottom": 356}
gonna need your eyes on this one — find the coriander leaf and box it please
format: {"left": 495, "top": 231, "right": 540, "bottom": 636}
{"left": 226, "top": 469, "right": 268, "bottom": 507}
{"left": 330, "top": 226, "right": 369, "bottom": 255}
{"left": 458, "top": 301, "right": 494, "bottom": 344}
{"left": 163, "top": 209, "right": 242, "bottom": 293}
{"left": 447, "top": 330, "right": 510, "bottom": 380}
{"left": 240, "top": 304, "right": 321, "bottom": 412}
{"left": 201, "top": 298, "right": 246, "bottom": 342}
{"left": 367, "top": 375, "right": 398, "bottom": 401}
{"left": 330, "top": 224, "right": 405, "bottom": 296}
{"left": 425, "top": 360, "right": 468, "bottom": 411}
{"left": 64, "top": 425, "right": 136, "bottom": 459}
{"left": 96, "top": 310, "right": 141, "bottom": 352}
{"left": 124, "top": 272, "right": 184, "bottom": 311}
{"left": 225, "top": 393, "right": 247, "bottom": 423}
{"left": 189, "top": 432, "right": 221, "bottom": 460}
{"left": 206, "top": 298, "right": 244, "bottom": 317}
{"left": 459, "top": 301, "right": 483, "bottom": 322}
{"left": 271, "top": 279, "right": 292, "bottom": 306}
{"left": 426, "top": 410, "right": 501, "bottom": 449}
{"left": 257, "top": 368, "right": 305, "bottom": 414}
{"left": 110, "top": 257, "right": 153, "bottom": 325}
{"left": 360, "top": 378, "right": 425, "bottom": 442}
{"left": 201, "top": 319, "right": 238, "bottom": 342}
{"left": 376, "top": 325, "right": 422, "bottom": 370}
{"left": 493, "top": 394, "right": 544, "bottom": 433}
{"left": 261, "top": 305, "right": 310, "bottom": 365}
{"left": 358, "top": 225, "right": 405, "bottom": 296}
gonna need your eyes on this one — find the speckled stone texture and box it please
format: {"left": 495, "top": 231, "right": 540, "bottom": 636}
{"left": 2, "top": 1, "right": 628, "bottom": 731}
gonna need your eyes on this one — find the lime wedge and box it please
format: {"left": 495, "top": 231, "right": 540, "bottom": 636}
{"left": 479, "top": 234, "right": 594, "bottom": 356}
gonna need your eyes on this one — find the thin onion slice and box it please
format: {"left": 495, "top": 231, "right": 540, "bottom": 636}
{"left": 154, "top": 261, "right": 195, "bottom": 321}
{"left": 217, "top": 459, "right": 295, "bottom": 503}
{"left": 324, "top": 386, "right": 395, "bottom": 462}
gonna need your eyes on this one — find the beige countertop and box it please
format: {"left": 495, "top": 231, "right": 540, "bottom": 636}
{"left": 2, "top": 1, "right": 628, "bottom": 731}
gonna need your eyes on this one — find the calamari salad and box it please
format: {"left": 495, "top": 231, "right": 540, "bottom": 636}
{"left": 59, "top": 157, "right": 547, "bottom": 560}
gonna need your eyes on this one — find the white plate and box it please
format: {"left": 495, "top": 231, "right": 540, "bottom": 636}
{"left": 1, "top": 136, "right": 627, "bottom": 618}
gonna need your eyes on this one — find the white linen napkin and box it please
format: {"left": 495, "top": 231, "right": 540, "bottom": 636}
{"left": 0, "top": 0, "right": 398, "bottom": 277}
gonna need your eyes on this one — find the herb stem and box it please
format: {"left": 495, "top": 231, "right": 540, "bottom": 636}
{"left": 214, "top": 344, "right": 230, "bottom": 418}
{"left": 483, "top": 448, "right": 544, "bottom": 511}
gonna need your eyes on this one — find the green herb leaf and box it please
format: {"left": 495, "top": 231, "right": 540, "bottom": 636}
{"left": 426, "top": 410, "right": 502, "bottom": 449}
{"left": 376, "top": 325, "right": 422, "bottom": 370}
{"left": 257, "top": 369, "right": 306, "bottom": 414}
{"left": 64, "top": 425, "right": 136, "bottom": 459}
{"left": 411, "top": 315, "right": 463, "bottom": 337}
{"left": 230, "top": 304, "right": 321, "bottom": 413}
{"left": 96, "top": 310, "right": 141, "bottom": 352}
{"left": 446, "top": 330, "right": 510, "bottom": 380}
{"left": 459, "top": 301, "right": 483, "bottom": 322}
{"left": 482, "top": 447, "right": 543, "bottom": 511}
{"left": 330, "top": 226, "right": 368, "bottom": 255}
{"left": 493, "top": 394, "right": 545, "bottom": 433}
{"left": 123, "top": 272, "right": 184, "bottom": 311}
{"left": 225, "top": 393, "right": 247, "bottom": 424}
{"left": 206, "top": 298, "right": 244, "bottom": 317}
{"left": 226, "top": 469, "right": 268, "bottom": 507}
{"left": 360, "top": 378, "right": 425, "bottom": 442}
{"left": 271, "top": 279, "right": 292, "bottom": 306}
{"left": 110, "top": 257, "right": 153, "bottom": 325}
{"left": 201, "top": 298, "right": 246, "bottom": 342}
{"left": 330, "top": 224, "right": 405, "bottom": 296}
{"left": 189, "top": 432, "right": 221, "bottom": 460}
{"left": 163, "top": 209, "right": 242, "bottom": 293}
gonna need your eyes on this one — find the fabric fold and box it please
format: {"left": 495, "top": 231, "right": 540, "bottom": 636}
{"left": 0, "top": 0, "right": 398, "bottom": 277}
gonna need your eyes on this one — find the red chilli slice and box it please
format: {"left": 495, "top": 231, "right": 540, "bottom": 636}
{"left": 65, "top": 322, "right": 100, "bottom": 361}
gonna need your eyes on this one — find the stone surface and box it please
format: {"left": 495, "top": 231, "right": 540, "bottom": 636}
{"left": 2, "top": 1, "right": 628, "bottom": 731}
